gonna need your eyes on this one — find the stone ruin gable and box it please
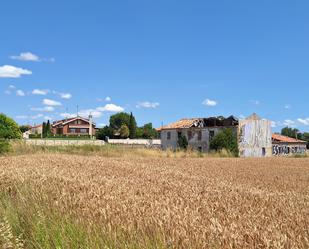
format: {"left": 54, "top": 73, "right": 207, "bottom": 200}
{"left": 238, "top": 113, "right": 272, "bottom": 157}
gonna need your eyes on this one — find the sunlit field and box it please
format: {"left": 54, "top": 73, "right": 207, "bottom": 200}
{"left": 0, "top": 153, "right": 308, "bottom": 249}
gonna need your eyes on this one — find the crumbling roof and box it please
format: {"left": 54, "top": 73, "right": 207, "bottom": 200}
{"left": 158, "top": 118, "right": 201, "bottom": 131}
{"left": 158, "top": 116, "right": 238, "bottom": 131}
{"left": 272, "top": 134, "right": 306, "bottom": 144}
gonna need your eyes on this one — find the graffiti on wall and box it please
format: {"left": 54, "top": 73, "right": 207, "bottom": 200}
{"left": 272, "top": 144, "right": 306, "bottom": 156}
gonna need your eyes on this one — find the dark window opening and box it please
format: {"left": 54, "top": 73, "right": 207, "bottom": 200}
{"left": 262, "top": 147, "right": 266, "bottom": 156}
{"left": 209, "top": 130, "right": 215, "bottom": 142}
{"left": 198, "top": 131, "right": 202, "bottom": 141}
{"left": 167, "top": 132, "right": 171, "bottom": 140}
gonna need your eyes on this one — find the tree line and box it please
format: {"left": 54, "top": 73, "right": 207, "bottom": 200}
{"left": 96, "top": 112, "right": 159, "bottom": 140}
{"left": 280, "top": 127, "right": 309, "bottom": 148}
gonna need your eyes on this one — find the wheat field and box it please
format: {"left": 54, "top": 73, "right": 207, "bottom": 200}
{"left": 0, "top": 153, "right": 308, "bottom": 248}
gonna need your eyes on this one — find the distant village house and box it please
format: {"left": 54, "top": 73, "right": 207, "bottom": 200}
{"left": 51, "top": 116, "right": 96, "bottom": 136}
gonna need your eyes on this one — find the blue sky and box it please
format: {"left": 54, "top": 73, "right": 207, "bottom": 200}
{"left": 0, "top": 1, "right": 308, "bottom": 131}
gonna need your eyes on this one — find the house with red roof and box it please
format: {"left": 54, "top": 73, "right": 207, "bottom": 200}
{"left": 272, "top": 134, "right": 307, "bottom": 156}
{"left": 51, "top": 116, "right": 96, "bottom": 137}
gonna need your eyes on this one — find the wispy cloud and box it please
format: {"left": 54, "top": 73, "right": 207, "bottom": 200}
{"left": 32, "top": 89, "right": 49, "bottom": 95}
{"left": 10, "top": 52, "right": 40, "bottom": 62}
{"left": 53, "top": 91, "right": 72, "bottom": 99}
{"left": 43, "top": 98, "right": 62, "bottom": 106}
{"left": 284, "top": 104, "right": 291, "bottom": 109}
{"left": 16, "top": 90, "right": 25, "bottom": 96}
{"left": 0, "top": 65, "right": 32, "bottom": 78}
{"left": 202, "top": 98, "right": 217, "bottom": 107}
{"left": 136, "top": 101, "right": 159, "bottom": 109}
{"left": 297, "top": 118, "right": 309, "bottom": 126}
{"left": 10, "top": 52, "right": 55, "bottom": 62}
{"left": 30, "top": 106, "right": 55, "bottom": 112}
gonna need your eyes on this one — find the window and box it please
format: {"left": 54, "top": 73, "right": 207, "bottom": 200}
{"left": 177, "top": 132, "right": 182, "bottom": 139}
{"left": 198, "top": 131, "right": 202, "bottom": 141}
{"left": 167, "top": 132, "right": 171, "bottom": 140}
{"left": 209, "top": 130, "right": 215, "bottom": 142}
{"left": 70, "top": 128, "right": 76, "bottom": 133}
{"left": 187, "top": 130, "right": 192, "bottom": 140}
{"left": 80, "top": 128, "right": 87, "bottom": 133}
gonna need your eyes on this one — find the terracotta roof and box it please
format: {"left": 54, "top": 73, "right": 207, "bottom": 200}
{"left": 158, "top": 118, "right": 201, "bottom": 131}
{"left": 30, "top": 124, "right": 42, "bottom": 128}
{"left": 272, "top": 134, "right": 306, "bottom": 144}
{"left": 52, "top": 116, "right": 95, "bottom": 127}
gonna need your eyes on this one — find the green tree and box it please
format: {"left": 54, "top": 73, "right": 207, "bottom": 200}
{"left": 281, "top": 127, "right": 300, "bottom": 139}
{"left": 110, "top": 113, "right": 130, "bottom": 131}
{"left": 96, "top": 126, "right": 114, "bottom": 140}
{"left": 0, "top": 113, "right": 22, "bottom": 139}
{"left": 210, "top": 128, "right": 238, "bottom": 156}
{"left": 42, "top": 122, "right": 47, "bottom": 138}
{"left": 177, "top": 135, "right": 188, "bottom": 150}
{"left": 46, "top": 120, "right": 51, "bottom": 137}
{"left": 128, "top": 112, "right": 137, "bottom": 139}
{"left": 142, "top": 123, "right": 159, "bottom": 139}
{"left": 119, "top": 124, "right": 130, "bottom": 138}
{"left": 19, "top": 125, "right": 30, "bottom": 133}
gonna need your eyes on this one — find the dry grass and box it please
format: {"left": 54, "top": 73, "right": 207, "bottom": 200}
{"left": 0, "top": 154, "right": 308, "bottom": 248}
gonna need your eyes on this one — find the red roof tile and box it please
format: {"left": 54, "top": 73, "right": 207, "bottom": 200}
{"left": 272, "top": 134, "right": 306, "bottom": 144}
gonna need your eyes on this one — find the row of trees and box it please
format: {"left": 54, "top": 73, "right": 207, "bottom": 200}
{"left": 281, "top": 127, "right": 309, "bottom": 148}
{"left": 96, "top": 112, "right": 159, "bottom": 140}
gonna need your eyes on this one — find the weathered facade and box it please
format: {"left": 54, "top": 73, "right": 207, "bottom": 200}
{"left": 238, "top": 114, "right": 272, "bottom": 157}
{"left": 272, "top": 134, "right": 307, "bottom": 156}
{"left": 51, "top": 116, "right": 96, "bottom": 136}
{"left": 159, "top": 116, "right": 238, "bottom": 152}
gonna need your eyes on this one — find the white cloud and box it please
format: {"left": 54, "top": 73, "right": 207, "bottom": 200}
{"left": 30, "top": 106, "right": 55, "bottom": 112}
{"left": 59, "top": 92, "right": 72, "bottom": 99}
{"left": 284, "top": 104, "right": 291, "bottom": 109}
{"left": 79, "top": 109, "right": 102, "bottom": 118}
{"left": 43, "top": 98, "right": 62, "bottom": 106}
{"left": 32, "top": 89, "right": 49, "bottom": 95}
{"left": 0, "top": 65, "right": 32, "bottom": 78}
{"left": 105, "top": 96, "right": 111, "bottom": 102}
{"left": 10, "top": 52, "right": 40, "bottom": 61}
{"left": 136, "top": 101, "right": 160, "bottom": 109}
{"left": 297, "top": 118, "right": 309, "bottom": 126}
{"left": 16, "top": 90, "right": 25, "bottom": 96}
{"left": 202, "top": 99, "right": 218, "bottom": 107}
{"left": 8, "top": 85, "right": 16, "bottom": 89}
{"left": 52, "top": 91, "right": 72, "bottom": 99}
{"left": 97, "top": 103, "right": 124, "bottom": 112}
{"left": 283, "top": 119, "right": 295, "bottom": 127}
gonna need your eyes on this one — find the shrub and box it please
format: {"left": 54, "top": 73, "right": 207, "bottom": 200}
{"left": 177, "top": 135, "right": 188, "bottom": 150}
{"left": 210, "top": 128, "right": 239, "bottom": 157}
{"left": 0, "top": 113, "right": 22, "bottom": 139}
{"left": 0, "top": 140, "right": 10, "bottom": 154}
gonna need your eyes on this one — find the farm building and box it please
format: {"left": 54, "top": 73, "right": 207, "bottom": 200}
{"left": 51, "top": 116, "right": 96, "bottom": 136}
{"left": 159, "top": 113, "right": 273, "bottom": 157}
{"left": 272, "top": 134, "right": 307, "bottom": 156}
{"left": 159, "top": 116, "right": 239, "bottom": 153}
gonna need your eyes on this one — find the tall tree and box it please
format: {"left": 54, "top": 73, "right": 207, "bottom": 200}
{"left": 46, "top": 120, "right": 51, "bottom": 137}
{"left": 128, "top": 112, "right": 137, "bottom": 139}
{"left": 120, "top": 124, "right": 130, "bottom": 138}
{"left": 281, "top": 127, "right": 300, "bottom": 139}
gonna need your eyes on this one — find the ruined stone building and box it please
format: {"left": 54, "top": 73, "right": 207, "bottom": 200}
{"left": 159, "top": 116, "right": 239, "bottom": 153}
{"left": 159, "top": 113, "right": 274, "bottom": 157}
